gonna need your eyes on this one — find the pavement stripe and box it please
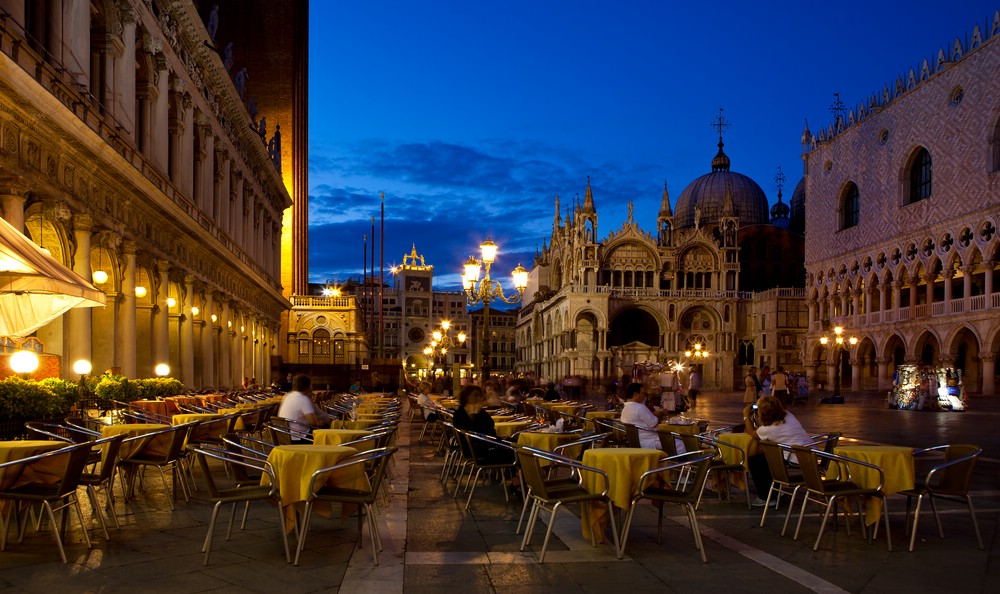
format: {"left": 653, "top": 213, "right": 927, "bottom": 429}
{"left": 675, "top": 518, "right": 850, "bottom": 594}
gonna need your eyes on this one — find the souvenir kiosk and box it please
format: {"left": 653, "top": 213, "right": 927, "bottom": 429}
{"left": 888, "top": 365, "right": 967, "bottom": 411}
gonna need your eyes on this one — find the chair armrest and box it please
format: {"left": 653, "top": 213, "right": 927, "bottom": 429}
{"left": 814, "top": 449, "right": 885, "bottom": 490}
{"left": 522, "top": 446, "right": 611, "bottom": 496}
{"left": 637, "top": 449, "right": 715, "bottom": 491}
{"left": 698, "top": 433, "right": 745, "bottom": 464}
{"left": 924, "top": 449, "right": 981, "bottom": 488}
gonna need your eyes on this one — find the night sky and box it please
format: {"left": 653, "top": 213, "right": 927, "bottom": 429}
{"left": 307, "top": 1, "right": 999, "bottom": 291}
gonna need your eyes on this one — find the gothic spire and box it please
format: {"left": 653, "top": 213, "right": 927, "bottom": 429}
{"left": 658, "top": 181, "right": 672, "bottom": 217}
{"left": 582, "top": 175, "right": 596, "bottom": 214}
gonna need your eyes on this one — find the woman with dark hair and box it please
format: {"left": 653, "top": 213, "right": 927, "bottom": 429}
{"left": 452, "top": 384, "right": 516, "bottom": 465}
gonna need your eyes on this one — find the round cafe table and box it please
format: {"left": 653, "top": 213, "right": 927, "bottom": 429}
{"left": 831, "top": 444, "right": 915, "bottom": 525}
{"left": 0, "top": 440, "right": 65, "bottom": 490}
{"left": 313, "top": 429, "right": 376, "bottom": 449}
{"left": 330, "top": 419, "right": 380, "bottom": 430}
{"left": 494, "top": 421, "right": 532, "bottom": 438}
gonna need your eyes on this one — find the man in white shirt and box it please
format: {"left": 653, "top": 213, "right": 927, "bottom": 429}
{"left": 277, "top": 374, "right": 328, "bottom": 440}
{"left": 620, "top": 382, "right": 669, "bottom": 449}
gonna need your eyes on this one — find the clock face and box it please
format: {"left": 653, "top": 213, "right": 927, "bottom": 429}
{"left": 408, "top": 327, "right": 425, "bottom": 343}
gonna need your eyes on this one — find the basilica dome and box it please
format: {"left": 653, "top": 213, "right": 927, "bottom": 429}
{"left": 674, "top": 143, "right": 769, "bottom": 229}
{"left": 789, "top": 177, "right": 805, "bottom": 236}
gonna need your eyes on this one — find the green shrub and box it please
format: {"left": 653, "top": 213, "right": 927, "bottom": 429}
{"left": 0, "top": 377, "right": 73, "bottom": 421}
{"left": 91, "top": 374, "right": 186, "bottom": 404}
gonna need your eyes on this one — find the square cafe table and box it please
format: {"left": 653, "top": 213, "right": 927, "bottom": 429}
{"left": 263, "top": 444, "right": 369, "bottom": 531}
{"left": 581, "top": 447, "right": 664, "bottom": 542}
{"left": 831, "top": 444, "right": 915, "bottom": 525}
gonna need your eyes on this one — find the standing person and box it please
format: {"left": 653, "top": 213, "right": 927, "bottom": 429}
{"left": 687, "top": 368, "right": 701, "bottom": 408}
{"left": 277, "top": 374, "right": 330, "bottom": 441}
{"left": 771, "top": 366, "right": 790, "bottom": 406}
{"left": 744, "top": 367, "right": 760, "bottom": 404}
{"left": 620, "top": 382, "right": 669, "bottom": 449}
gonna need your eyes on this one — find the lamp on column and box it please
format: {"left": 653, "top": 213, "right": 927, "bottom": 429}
{"left": 92, "top": 245, "right": 108, "bottom": 285}
{"left": 460, "top": 238, "right": 527, "bottom": 382}
{"left": 73, "top": 359, "right": 92, "bottom": 401}
{"left": 154, "top": 363, "right": 171, "bottom": 377}
{"left": 818, "top": 325, "right": 857, "bottom": 403}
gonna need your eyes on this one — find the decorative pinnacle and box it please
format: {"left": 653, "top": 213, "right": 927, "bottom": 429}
{"left": 774, "top": 166, "right": 786, "bottom": 198}
{"left": 711, "top": 107, "right": 731, "bottom": 144}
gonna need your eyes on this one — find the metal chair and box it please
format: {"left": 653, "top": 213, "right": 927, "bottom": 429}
{"left": 619, "top": 449, "right": 716, "bottom": 561}
{"left": 194, "top": 445, "right": 290, "bottom": 565}
{"left": 791, "top": 445, "right": 892, "bottom": 551}
{"left": 294, "top": 446, "right": 397, "bottom": 566}
{"left": 79, "top": 433, "right": 127, "bottom": 534}
{"left": 455, "top": 429, "right": 520, "bottom": 511}
{"left": 516, "top": 445, "right": 620, "bottom": 563}
{"left": 757, "top": 440, "right": 805, "bottom": 534}
{"left": 118, "top": 422, "right": 196, "bottom": 511}
{"left": 900, "top": 444, "right": 983, "bottom": 552}
{"left": 0, "top": 441, "right": 95, "bottom": 563}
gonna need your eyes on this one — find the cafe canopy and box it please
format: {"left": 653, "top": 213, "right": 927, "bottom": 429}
{"left": 0, "top": 215, "right": 105, "bottom": 339}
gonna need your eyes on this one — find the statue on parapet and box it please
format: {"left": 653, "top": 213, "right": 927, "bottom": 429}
{"left": 223, "top": 42, "right": 234, "bottom": 72}
{"left": 234, "top": 67, "right": 248, "bottom": 102}
{"left": 206, "top": 5, "right": 219, "bottom": 42}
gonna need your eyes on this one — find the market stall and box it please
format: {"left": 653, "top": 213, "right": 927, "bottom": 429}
{"left": 888, "top": 365, "right": 967, "bottom": 411}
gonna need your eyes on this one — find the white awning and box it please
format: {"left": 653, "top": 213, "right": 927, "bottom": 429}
{"left": 0, "top": 216, "right": 105, "bottom": 339}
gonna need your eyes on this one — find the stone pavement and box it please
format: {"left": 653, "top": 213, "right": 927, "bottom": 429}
{"left": 1, "top": 390, "right": 998, "bottom": 593}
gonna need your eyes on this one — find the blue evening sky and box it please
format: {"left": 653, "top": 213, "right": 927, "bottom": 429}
{"left": 307, "top": 1, "right": 999, "bottom": 291}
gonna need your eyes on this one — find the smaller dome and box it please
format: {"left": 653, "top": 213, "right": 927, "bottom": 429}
{"left": 711, "top": 141, "right": 730, "bottom": 172}
{"left": 770, "top": 200, "right": 789, "bottom": 220}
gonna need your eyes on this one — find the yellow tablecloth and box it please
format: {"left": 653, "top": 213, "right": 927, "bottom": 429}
{"left": 101, "top": 423, "right": 171, "bottom": 459}
{"left": 832, "top": 445, "right": 915, "bottom": 525}
{"left": 313, "top": 429, "right": 376, "bottom": 450}
{"left": 262, "top": 444, "right": 368, "bottom": 531}
{"left": 0, "top": 440, "right": 65, "bottom": 490}
{"left": 494, "top": 421, "right": 532, "bottom": 438}
{"left": 172, "top": 413, "right": 222, "bottom": 426}
{"left": 717, "top": 432, "right": 754, "bottom": 468}
{"left": 489, "top": 415, "right": 515, "bottom": 422}
{"left": 330, "top": 419, "right": 380, "bottom": 430}
{"left": 581, "top": 447, "right": 663, "bottom": 542}
{"left": 516, "top": 431, "right": 579, "bottom": 456}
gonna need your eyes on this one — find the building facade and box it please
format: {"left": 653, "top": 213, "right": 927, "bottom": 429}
{"left": 802, "top": 10, "right": 1000, "bottom": 396}
{"left": 0, "top": 0, "right": 308, "bottom": 388}
{"left": 516, "top": 147, "right": 807, "bottom": 393}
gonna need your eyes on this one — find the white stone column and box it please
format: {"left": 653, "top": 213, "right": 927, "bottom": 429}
{"left": 985, "top": 261, "right": 995, "bottom": 299}
{"left": 981, "top": 354, "right": 995, "bottom": 396}
{"left": 67, "top": 214, "right": 94, "bottom": 376}
{"left": 152, "top": 64, "right": 170, "bottom": 170}
{"left": 180, "top": 275, "right": 195, "bottom": 387}
{"left": 201, "top": 290, "right": 215, "bottom": 388}
{"left": 219, "top": 300, "right": 233, "bottom": 388}
{"left": 0, "top": 189, "right": 28, "bottom": 232}
{"left": 153, "top": 259, "right": 171, "bottom": 369}
{"left": 962, "top": 266, "right": 974, "bottom": 307}
{"left": 119, "top": 241, "right": 138, "bottom": 377}
{"left": 116, "top": 8, "right": 137, "bottom": 137}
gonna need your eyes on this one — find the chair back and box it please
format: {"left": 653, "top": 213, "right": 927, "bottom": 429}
{"left": 460, "top": 429, "right": 514, "bottom": 465}
{"left": 934, "top": 444, "right": 981, "bottom": 494}
{"left": 622, "top": 423, "right": 642, "bottom": 448}
{"left": 24, "top": 422, "right": 76, "bottom": 443}
{"left": 195, "top": 445, "right": 275, "bottom": 499}
{"left": 640, "top": 449, "right": 716, "bottom": 503}
{"left": 515, "top": 446, "right": 566, "bottom": 500}
{"left": 759, "top": 440, "right": 793, "bottom": 483}
{"left": 657, "top": 431, "right": 679, "bottom": 456}
{"left": 92, "top": 434, "right": 126, "bottom": 483}
{"left": 4, "top": 442, "right": 96, "bottom": 499}
{"left": 554, "top": 432, "right": 609, "bottom": 460}
{"left": 790, "top": 445, "right": 828, "bottom": 494}
{"left": 674, "top": 431, "right": 702, "bottom": 455}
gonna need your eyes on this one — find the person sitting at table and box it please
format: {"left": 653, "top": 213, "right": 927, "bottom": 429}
{"left": 414, "top": 380, "right": 440, "bottom": 422}
{"left": 620, "top": 382, "right": 669, "bottom": 449}
{"left": 742, "top": 395, "right": 814, "bottom": 505}
{"left": 277, "top": 374, "right": 330, "bottom": 442}
{"left": 483, "top": 380, "right": 503, "bottom": 408}
{"left": 452, "top": 384, "right": 517, "bottom": 465}
{"left": 543, "top": 382, "right": 560, "bottom": 402}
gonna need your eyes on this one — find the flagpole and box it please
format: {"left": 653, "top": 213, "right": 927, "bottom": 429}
{"left": 379, "top": 192, "right": 385, "bottom": 366}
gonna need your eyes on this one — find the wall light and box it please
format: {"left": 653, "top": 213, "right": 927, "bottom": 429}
{"left": 154, "top": 363, "right": 170, "bottom": 377}
{"left": 166, "top": 297, "right": 176, "bottom": 308}
{"left": 135, "top": 286, "right": 147, "bottom": 298}
{"left": 191, "top": 306, "right": 200, "bottom": 316}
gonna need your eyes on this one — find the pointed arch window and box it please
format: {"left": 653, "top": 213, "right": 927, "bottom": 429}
{"left": 839, "top": 183, "right": 859, "bottom": 230}
{"left": 908, "top": 147, "right": 932, "bottom": 203}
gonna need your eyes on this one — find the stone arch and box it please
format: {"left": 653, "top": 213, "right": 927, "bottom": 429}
{"left": 881, "top": 332, "right": 907, "bottom": 369}
{"left": 607, "top": 307, "right": 662, "bottom": 349}
{"left": 855, "top": 336, "right": 879, "bottom": 390}
{"left": 912, "top": 328, "right": 941, "bottom": 365}
{"left": 944, "top": 325, "right": 981, "bottom": 392}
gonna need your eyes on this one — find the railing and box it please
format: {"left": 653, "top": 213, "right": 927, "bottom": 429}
{"left": 290, "top": 295, "right": 357, "bottom": 308}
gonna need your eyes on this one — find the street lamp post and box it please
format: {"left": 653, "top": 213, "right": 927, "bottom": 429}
{"left": 461, "top": 238, "right": 528, "bottom": 382}
{"left": 423, "top": 320, "right": 466, "bottom": 385}
{"left": 819, "top": 326, "right": 857, "bottom": 403}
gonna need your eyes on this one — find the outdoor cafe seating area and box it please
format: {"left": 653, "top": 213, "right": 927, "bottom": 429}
{"left": 0, "top": 389, "right": 402, "bottom": 566}
{"left": 0, "top": 388, "right": 988, "bottom": 579}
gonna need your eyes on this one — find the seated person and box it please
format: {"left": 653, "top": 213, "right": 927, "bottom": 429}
{"left": 452, "top": 384, "right": 516, "bottom": 465}
{"left": 277, "top": 374, "right": 330, "bottom": 441}
{"left": 483, "top": 380, "right": 503, "bottom": 408}
{"left": 742, "top": 395, "right": 814, "bottom": 505}
{"left": 414, "top": 380, "right": 440, "bottom": 422}
{"left": 620, "top": 382, "right": 669, "bottom": 449}
{"left": 543, "top": 382, "right": 560, "bottom": 401}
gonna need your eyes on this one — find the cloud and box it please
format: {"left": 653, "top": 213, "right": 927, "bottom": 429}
{"left": 307, "top": 136, "right": 666, "bottom": 289}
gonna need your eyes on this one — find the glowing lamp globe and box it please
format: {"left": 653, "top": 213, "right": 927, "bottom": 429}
{"left": 10, "top": 350, "right": 39, "bottom": 375}
{"left": 73, "top": 359, "right": 92, "bottom": 376}
{"left": 154, "top": 363, "right": 170, "bottom": 377}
